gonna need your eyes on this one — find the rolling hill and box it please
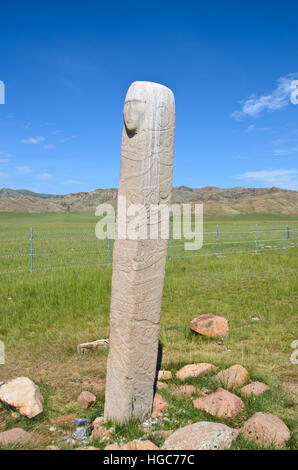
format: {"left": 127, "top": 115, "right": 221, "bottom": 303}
{"left": 0, "top": 186, "right": 297, "bottom": 216}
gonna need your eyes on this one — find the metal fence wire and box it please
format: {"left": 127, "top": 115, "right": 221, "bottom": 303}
{"left": 0, "top": 223, "right": 297, "bottom": 275}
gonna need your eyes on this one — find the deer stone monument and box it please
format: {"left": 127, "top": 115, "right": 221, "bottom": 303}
{"left": 104, "top": 81, "right": 175, "bottom": 423}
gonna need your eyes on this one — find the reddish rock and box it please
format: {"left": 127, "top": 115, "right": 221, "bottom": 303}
{"left": 122, "top": 440, "right": 159, "bottom": 450}
{"left": 216, "top": 365, "right": 249, "bottom": 389}
{"left": 163, "top": 421, "right": 239, "bottom": 450}
{"left": 76, "top": 446, "right": 99, "bottom": 450}
{"left": 240, "top": 381, "right": 269, "bottom": 397}
{"left": 151, "top": 393, "right": 169, "bottom": 418}
{"left": 190, "top": 314, "right": 229, "bottom": 338}
{"left": 172, "top": 385, "right": 198, "bottom": 397}
{"left": 105, "top": 443, "right": 121, "bottom": 450}
{"left": 241, "top": 412, "right": 291, "bottom": 448}
{"left": 176, "top": 363, "right": 218, "bottom": 380}
{"left": 77, "top": 391, "right": 96, "bottom": 409}
{"left": 156, "top": 381, "right": 168, "bottom": 390}
{"left": 0, "top": 428, "right": 33, "bottom": 446}
{"left": 157, "top": 370, "right": 172, "bottom": 381}
{"left": 92, "top": 417, "right": 111, "bottom": 440}
{"left": 193, "top": 387, "right": 244, "bottom": 418}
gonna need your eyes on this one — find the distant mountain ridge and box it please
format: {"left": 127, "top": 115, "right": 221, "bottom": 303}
{"left": 0, "top": 186, "right": 297, "bottom": 216}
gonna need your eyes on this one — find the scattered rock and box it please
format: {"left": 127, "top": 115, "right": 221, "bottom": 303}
{"left": 77, "top": 339, "right": 109, "bottom": 353}
{"left": 72, "top": 427, "right": 87, "bottom": 441}
{"left": 51, "top": 413, "right": 77, "bottom": 425}
{"left": 151, "top": 394, "right": 169, "bottom": 418}
{"left": 251, "top": 317, "right": 260, "bottom": 322}
{"left": 91, "top": 417, "right": 111, "bottom": 440}
{"left": 172, "top": 385, "right": 198, "bottom": 397}
{"left": 74, "top": 417, "right": 91, "bottom": 426}
{"left": 241, "top": 412, "right": 291, "bottom": 448}
{"left": 163, "top": 421, "right": 239, "bottom": 450}
{"left": 122, "top": 440, "right": 159, "bottom": 450}
{"left": 46, "top": 445, "right": 60, "bottom": 450}
{"left": 105, "top": 443, "right": 121, "bottom": 450}
{"left": 216, "top": 365, "right": 249, "bottom": 389}
{"left": 190, "top": 314, "right": 229, "bottom": 339}
{"left": 157, "top": 370, "right": 172, "bottom": 381}
{"left": 156, "top": 381, "right": 168, "bottom": 390}
{"left": 0, "top": 377, "right": 43, "bottom": 418}
{"left": 76, "top": 446, "right": 99, "bottom": 450}
{"left": 176, "top": 363, "right": 218, "bottom": 380}
{"left": 0, "top": 428, "right": 33, "bottom": 446}
{"left": 193, "top": 387, "right": 244, "bottom": 418}
{"left": 240, "top": 381, "right": 269, "bottom": 397}
{"left": 77, "top": 391, "right": 96, "bottom": 409}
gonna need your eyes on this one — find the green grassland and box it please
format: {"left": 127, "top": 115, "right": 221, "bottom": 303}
{"left": 0, "top": 213, "right": 297, "bottom": 449}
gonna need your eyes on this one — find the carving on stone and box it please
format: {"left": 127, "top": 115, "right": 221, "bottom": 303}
{"left": 104, "top": 81, "right": 175, "bottom": 423}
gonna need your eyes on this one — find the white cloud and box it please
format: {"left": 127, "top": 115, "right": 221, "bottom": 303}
{"left": 37, "top": 173, "right": 52, "bottom": 180}
{"left": 43, "top": 144, "right": 56, "bottom": 149}
{"left": 58, "top": 135, "right": 76, "bottom": 143}
{"left": 16, "top": 165, "right": 31, "bottom": 174}
{"left": 273, "top": 146, "right": 298, "bottom": 156}
{"left": 20, "top": 136, "right": 45, "bottom": 144}
{"left": 245, "top": 124, "right": 255, "bottom": 133}
{"left": 231, "top": 74, "right": 298, "bottom": 120}
{"left": 236, "top": 169, "right": 298, "bottom": 190}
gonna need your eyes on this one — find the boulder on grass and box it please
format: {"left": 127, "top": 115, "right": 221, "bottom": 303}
{"left": 0, "top": 377, "right": 43, "bottom": 418}
{"left": 190, "top": 314, "right": 229, "bottom": 338}
{"left": 193, "top": 387, "right": 244, "bottom": 419}
{"left": 216, "top": 365, "right": 249, "bottom": 389}
{"left": 241, "top": 412, "right": 291, "bottom": 449}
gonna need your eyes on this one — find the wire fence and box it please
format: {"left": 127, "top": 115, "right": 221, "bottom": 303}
{"left": 0, "top": 222, "right": 297, "bottom": 275}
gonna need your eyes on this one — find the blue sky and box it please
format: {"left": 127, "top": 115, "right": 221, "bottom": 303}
{"left": 0, "top": 0, "right": 298, "bottom": 194}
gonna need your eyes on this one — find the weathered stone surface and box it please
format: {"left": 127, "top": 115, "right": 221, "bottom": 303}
{"left": 0, "top": 377, "right": 43, "bottom": 418}
{"left": 190, "top": 314, "right": 229, "bottom": 338}
{"left": 105, "top": 443, "right": 122, "bottom": 450}
{"left": 157, "top": 370, "right": 172, "bottom": 381}
{"left": 241, "top": 412, "right": 291, "bottom": 448}
{"left": 193, "top": 388, "right": 244, "bottom": 418}
{"left": 77, "top": 391, "right": 96, "bottom": 409}
{"left": 172, "top": 385, "right": 198, "bottom": 397}
{"left": 122, "top": 440, "right": 159, "bottom": 450}
{"left": 0, "top": 428, "right": 33, "bottom": 446}
{"left": 46, "top": 445, "right": 60, "bottom": 450}
{"left": 76, "top": 446, "right": 99, "bottom": 450}
{"left": 91, "top": 417, "right": 111, "bottom": 440}
{"left": 151, "top": 393, "right": 169, "bottom": 418}
{"left": 104, "top": 82, "right": 175, "bottom": 423}
{"left": 156, "top": 381, "right": 168, "bottom": 390}
{"left": 216, "top": 365, "right": 249, "bottom": 389}
{"left": 240, "top": 381, "right": 269, "bottom": 397}
{"left": 77, "top": 339, "right": 109, "bottom": 353}
{"left": 163, "top": 422, "right": 239, "bottom": 450}
{"left": 176, "top": 363, "right": 218, "bottom": 380}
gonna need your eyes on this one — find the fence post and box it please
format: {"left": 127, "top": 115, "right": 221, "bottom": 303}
{"left": 30, "top": 227, "right": 33, "bottom": 273}
{"left": 107, "top": 228, "right": 111, "bottom": 266}
{"left": 216, "top": 224, "right": 219, "bottom": 256}
{"left": 285, "top": 224, "right": 289, "bottom": 249}
{"left": 169, "top": 223, "right": 172, "bottom": 261}
{"left": 255, "top": 224, "right": 258, "bottom": 253}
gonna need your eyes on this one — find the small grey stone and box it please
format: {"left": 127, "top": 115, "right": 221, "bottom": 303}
{"left": 74, "top": 418, "right": 91, "bottom": 426}
{"left": 72, "top": 427, "right": 87, "bottom": 440}
{"left": 86, "top": 425, "right": 94, "bottom": 436}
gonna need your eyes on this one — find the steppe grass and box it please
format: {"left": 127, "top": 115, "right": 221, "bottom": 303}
{"left": 0, "top": 213, "right": 297, "bottom": 449}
